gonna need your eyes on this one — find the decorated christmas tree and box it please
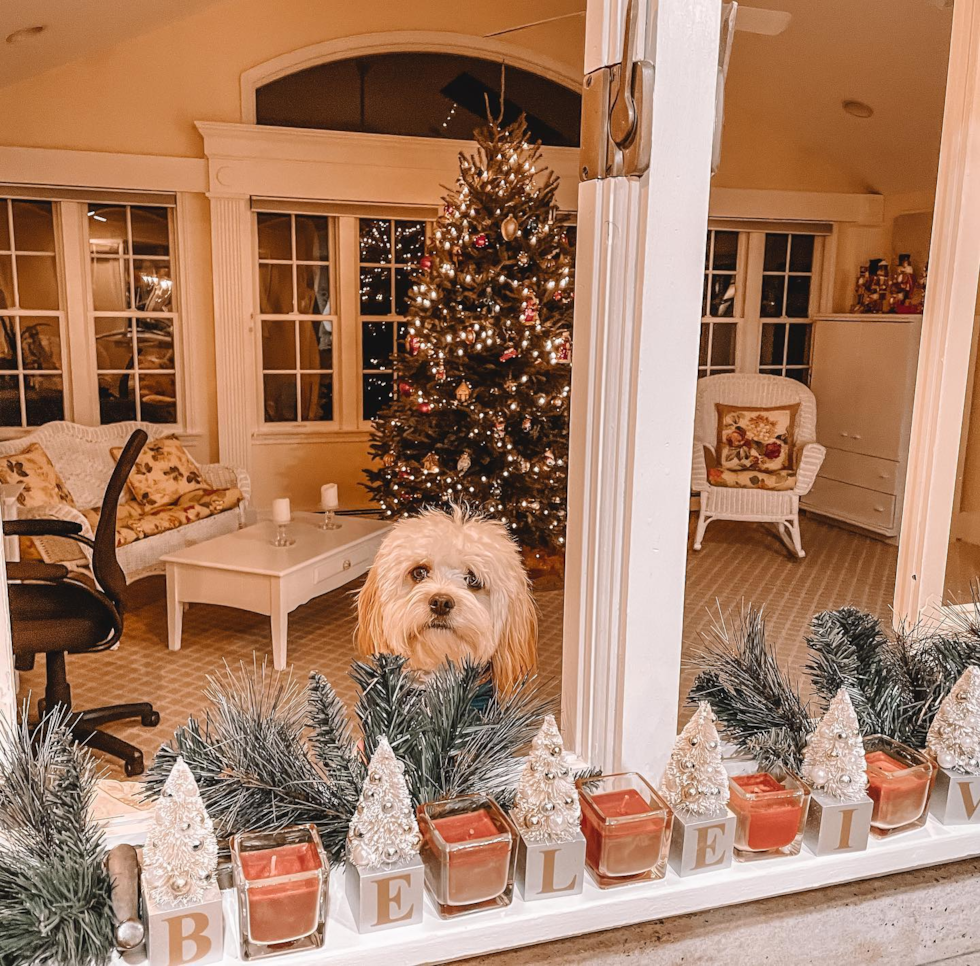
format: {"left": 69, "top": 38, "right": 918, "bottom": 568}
{"left": 800, "top": 689, "right": 869, "bottom": 802}
{"left": 142, "top": 757, "right": 218, "bottom": 907}
{"left": 927, "top": 666, "right": 980, "bottom": 775}
{"left": 661, "top": 702, "right": 729, "bottom": 818}
{"left": 510, "top": 715, "right": 581, "bottom": 843}
{"left": 363, "top": 113, "right": 574, "bottom": 552}
{"left": 347, "top": 736, "right": 422, "bottom": 869}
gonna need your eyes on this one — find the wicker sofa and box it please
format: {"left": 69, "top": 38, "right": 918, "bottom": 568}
{"left": 0, "top": 421, "right": 250, "bottom": 580}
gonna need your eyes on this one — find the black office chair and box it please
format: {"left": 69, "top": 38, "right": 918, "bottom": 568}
{"left": 4, "top": 428, "right": 160, "bottom": 776}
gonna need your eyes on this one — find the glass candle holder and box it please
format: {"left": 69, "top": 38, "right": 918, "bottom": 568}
{"left": 725, "top": 760, "right": 809, "bottom": 861}
{"left": 417, "top": 794, "right": 517, "bottom": 919}
{"left": 319, "top": 509, "right": 342, "bottom": 531}
{"left": 230, "top": 825, "right": 329, "bottom": 959}
{"left": 576, "top": 772, "right": 671, "bottom": 888}
{"left": 271, "top": 523, "right": 295, "bottom": 548}
{"left": 864, "top": 735, "right": 935, "bottom": 836}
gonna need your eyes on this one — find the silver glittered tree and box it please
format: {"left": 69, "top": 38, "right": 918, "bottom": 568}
{"left": 347, "top": 737, "right": 422, "bottom": 869}
{"left": 800, "top": 689, "right": 869, "bottom": 802}
{"left": 661, "top": 702, "right": 729, "bottom": 818}
{"left": 510, "top": 715, "right": 581, "bottom": 843}
{"left": 142, "top": 757, "right": 218, "bottom": 908}
{"left": 927, "top": 666, "right": 980, "bottom": 775}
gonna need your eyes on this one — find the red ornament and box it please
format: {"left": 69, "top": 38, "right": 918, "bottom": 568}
{"left": 419, "top": 255, "right": 433, "bottom": 270}
{"left": 553, "top": 291, "right": 563, "bottom": 302}
{"left": 444, "top": 204, "right": 456, "bottom": 216}
{"left": 523, "top": 296, "right": 539, "bottom": 325}
{"left": 399, "top": 381, "right": 412, "bottom": 396}
{"left": 408, "top": 336, "right": 420, "bottom": 356}
{"left": 474, "top": 233, "right": 488, "bottom": 249}
{"left": 418, "top": 401, "right": 432, "bottom": 413}
{"left": 500, "top": 348, "right": 518, "bottom": 362}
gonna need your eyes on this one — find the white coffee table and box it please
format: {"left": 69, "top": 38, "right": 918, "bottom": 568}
{"left": 160, "top": 513, "right": 390, "bottom": 670}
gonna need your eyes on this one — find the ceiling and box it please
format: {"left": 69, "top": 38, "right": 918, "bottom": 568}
{"left": 0, "top": 0, "right": 226, "bottom": 87}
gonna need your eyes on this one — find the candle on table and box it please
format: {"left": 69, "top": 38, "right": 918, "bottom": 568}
{"left": 320, "top": 483, "right": 339, "bottom": 510}
{"left": 431, "top": 808, "right": 512, "bottom": 905}
{"left": 728, "top": 772, "right": 805, "bottom": 852}
{"left": 238, "top": 842, "right": 322, "bottom": 945}
{"left": 271, "top": 498, "right": 291, "bottom": 525}
{"left": 865, "top": 750, "right": 932, "bottom": 830}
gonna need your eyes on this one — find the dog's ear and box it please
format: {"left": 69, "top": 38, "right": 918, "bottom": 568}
{"left": 492, "top": 576, "right": 538, "bottom": 692}
{"left": 354, "top": 564, "right": 384, "bottom": 655}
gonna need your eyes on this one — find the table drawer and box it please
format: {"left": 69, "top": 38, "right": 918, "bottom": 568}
{"left": 804, "top": 477, "right": 897, "bottom": 533}
{"left": 819, "top": 449, "right": 900, "bottom": 495}
{"left": 312, "top": 539, "right": 381, "bottom": 585}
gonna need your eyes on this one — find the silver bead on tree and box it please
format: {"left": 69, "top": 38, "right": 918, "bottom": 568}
{"left": 927, "top": 666, "right": 980, "bottom": 776}
{"left": 801, "top": 689, "right": 869, "bottom": 802}
{"left": 511, "top": 715, "right": 581, "bottom": 844}
{"left": 661, "top": 701, "right": 729, "bottom": 818}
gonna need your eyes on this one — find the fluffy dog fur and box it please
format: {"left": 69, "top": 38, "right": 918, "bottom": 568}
{"left": 355, "top": 506, "right": 537, "bottom": 690}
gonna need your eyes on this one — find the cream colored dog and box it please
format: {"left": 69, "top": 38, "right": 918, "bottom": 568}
{"left": 355, "top": 506, "right": 537, "bottom": 690}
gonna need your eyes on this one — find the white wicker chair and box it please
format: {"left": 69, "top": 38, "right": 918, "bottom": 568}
{"left": 0, "top": 421, "right": 250, "bottom": 580}
{"left": 691, "top": 374, "right": 826, "bottom": 558}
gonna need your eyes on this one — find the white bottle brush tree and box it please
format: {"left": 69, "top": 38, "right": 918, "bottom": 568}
{"left": 800, "top": 689, "right": 869, "bottom": 802}
{"left": 142, "top": 756, "right": 218, "bottom": 907}
{"left": 927, "top": 666, "right": 980, "bottom": 775}
{"left": 511, "top": 715, "right": 581, "bottom": 843}
{"left": 347, "top": 736, "right": 422, "bottom": 869}
{"left": 661, "top": 701, "right": 729, "bottom": 817}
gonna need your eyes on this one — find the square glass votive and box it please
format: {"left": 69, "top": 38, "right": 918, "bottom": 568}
{"left": 725, "top": 760, "right": 809, "bottom": 861}
{"left": 930, "top": 767, "right": 980, "bottom": 826}
{"left": 417, "top": 794, "right": 518, "bottom": 919}
{"left": 864, "top": 735, "right": 935, "bottom": 836}
{"left": 230, "top": 824, "right": 329, "bottom": 960}
{"left": 576, "top": 772, "right": 672, "bottom": 889}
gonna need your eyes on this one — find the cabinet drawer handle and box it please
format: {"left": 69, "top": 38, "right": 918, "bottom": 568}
{"left": 852, "top": 434, "right": 862, "bottom": 440}
{"left": 343, "top": 558, "right": 352, "bottom": 570}
{"left": 874, "top": 506, "right": 885, "bottom": 513}
{"left": 839, "top": 431, "right": 849, "bottom": 437}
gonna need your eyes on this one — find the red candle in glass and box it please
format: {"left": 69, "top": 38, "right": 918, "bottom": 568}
{"left": 238, "top": 841, "right": 323, "bottom": 945}
{"left": 431, "top": 808, "right": 512, "bottom": 905}
{"left": 727, "top": 770, "right": 808, "bottom": 855}
{"left": 865, "top": 749, "right": 933, "bottom": 830}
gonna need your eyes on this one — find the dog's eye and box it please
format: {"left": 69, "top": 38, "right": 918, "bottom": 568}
{"left": 410, "top": 566, "right": 429, "bottom": 583}
{"left": 464, "top": 570, "right": 483, "bottom": 590}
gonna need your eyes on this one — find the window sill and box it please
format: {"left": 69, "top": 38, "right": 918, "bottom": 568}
{"left": 252, "top": 428, "right": 372, "bottom": 445}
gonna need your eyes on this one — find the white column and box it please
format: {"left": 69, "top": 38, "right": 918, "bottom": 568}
{"left": 563, "top": 0, "right": 720, "bottom": 774}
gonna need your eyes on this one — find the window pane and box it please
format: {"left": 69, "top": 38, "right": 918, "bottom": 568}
{"left": 396, "top": 321, "right": 409, "bottom": 354}
{"left": 129, "top": 206, "right": 170, "bottom": 257}
{"left": 135, "top": 319, "right": 174, "bottom": 369}
{"left": 394, "top": 267, "right": 413, "bottom": 315}
{"left": 360, "top": 267, "right": 392, "bottom": 314}
{"left": 91, "top": 257, "right": 129, "bottom": 311}
{"left": 0, "top": 375, "right": 20, "bottom": 425}
{"left": 709, "top": 273, "right": 735, "bottom": 317}
{"left": 12, "top": 201, "right": 55, "bottom": 253}
{"left": 786, "top": 275, "right": 811, "bottom": 317}
{"left": 764, "top": 233, "right": 788, "bottom": 272}
{"left": 785, "top": 368, "right": 810, "bottom": 385}
{"left": 362, "top": 322, "right": 393, "bottom": 370}
{"left": 0, "top": 202, "right": 9, "bottom": 251}
{"left": 789, "top": 234, "right": 815, "bottom": 273}
{"left": 87, "top": 205, "right": 129, "bottom": 254}
{"left": 0, "top": 255, "right": 13, "bottom": 306}
{"left": 360, "top": 219, "right": 391, "bottom": 263}
{"left": 261, "top": 320, "right": 296, "bottom": 370}
{"left": 0, "top": 319, "right": 16, "bottom": 369}
{"left": 140, "top": 372, "right": 177, "bottom": 422}
{"left": 256, "top": 213, "right": 292, "bottom": 260}
{"left": 25, "top": 375, "right": 63, "bottom": 425}
{"left": 712, "top": 230, "right": 738, "bottom": 271}
{"left": 760, "top": 322, "right": 786, "bottom": 367}
{"left": 300, "top": 373, "right": 332, "bottom": 421}
{"left": 701, "top": 274, "right": 708, "bottom": 317}
{"left": 132, "top": 260, "right": 173, "bottom": 312}
{"left": 363, "top": 372, "right": 393, "bottom": 420}
{"left": 296, "top": 263, "right": 330, "bottom": 314}
{"left": 263, "top": 374, "right": 297, "bottom": 421}
{"left": 760, "top": 275, "right": 785, "bottom": 317}
{"left": 95, "top": 317, "right": 135, "bottom": 371}
{"left": 699, "top": 323, "right": 709, "bottom": 367}
{"left": 299, "top": 319, "right": 333, "bottom": 370}
{"left": 786, "top": 323, "right": 812, "bottom": 366}
{"left": 394, "top": 221, "right": 425, "bottom": 262}
{"left": 710, "top": 322, "right": 736, "bottom": 367}
{"left": 294, "top": 215, "right": 329, "bottom": 262}
{"left": 16, "top": 255, "right": 59, "bottom": 310}
{"left": 99, "top": 375, "right": 137, "bottom": 423}
{"left": 20, "top": 317, "right": 61, "bottom": 370}
{"left": 259, "top": 263, "right": 293, "bottom": 314}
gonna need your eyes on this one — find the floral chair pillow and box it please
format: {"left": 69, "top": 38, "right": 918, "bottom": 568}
{"left": 715, "top": 402, "right": 799, "bottom": 474}
{"left": 0, "top": 443, "right": 77, "bottom": 508}
{"left": 111, "top": 436, "right": 205, "bottom": 509}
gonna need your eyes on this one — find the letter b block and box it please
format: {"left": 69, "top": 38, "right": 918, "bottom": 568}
{"left": 143, "top": 880, "right": 223, "bottom": 966}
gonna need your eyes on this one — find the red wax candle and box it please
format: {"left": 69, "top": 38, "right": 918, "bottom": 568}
{"left": 729, "top": 772, "right": 804, "bottom": 851}
{"left": 581, "top": 787, "right": 666, "bottom": 878}
{"left": 865, "top": 750, "right": 931, "bottom": 829}
{"left": 239, "top": 842, "right": 322, "bottom": 945}
{"left": 431, "top": 808, "right": 512, "bottom": 905}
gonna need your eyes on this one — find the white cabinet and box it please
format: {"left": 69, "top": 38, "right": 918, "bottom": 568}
{"left": 802, "top": 314, "right": 921, "bottom": 538}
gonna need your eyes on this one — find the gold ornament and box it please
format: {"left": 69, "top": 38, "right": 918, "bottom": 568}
{"left": 455, "top": 381, "right": 472, "bottom": 402}
{"left": 422, "top": 453, "right": 440, "bottom": 474}
{"left": 383, "top": 453, "right": 396, "bottom": 467}
{"left": 457, "top": 452, "right": 471, "bottom": 473}
{"left": 501, "top": 215, "right": 520, "bottom": 242}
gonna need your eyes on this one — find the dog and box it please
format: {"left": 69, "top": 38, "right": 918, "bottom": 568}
{"left": 355, "top": 506, "right": 537, "bottom": 690}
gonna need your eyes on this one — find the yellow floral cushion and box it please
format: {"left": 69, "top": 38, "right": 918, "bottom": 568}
{"left": 708, "top": 467, "right": 797, "bottom": 491}
{"left": 716, "top": 403, "right": 799, "bottom": 474}
{"left": 111, "top": 436, "right": 205, "bottom": 508}
{"left": 0, "top": 443, "right": 76, "bottom": 508}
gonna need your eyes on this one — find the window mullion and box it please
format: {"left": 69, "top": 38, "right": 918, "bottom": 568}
{"left": 739, "top": 232, "right": 765, "bottom": 373}
{"left": 337, "top": 216, "right": 360, "bottom": 430}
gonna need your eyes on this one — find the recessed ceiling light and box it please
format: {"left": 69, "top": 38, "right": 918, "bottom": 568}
{"left": 842, "top": 99, "right": 874, "bottom": 119}
{"left": 5, "top": 25, "right": 46, "bottom": 44}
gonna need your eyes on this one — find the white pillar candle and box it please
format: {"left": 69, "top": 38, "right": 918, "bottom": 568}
{"left": 320, "top": 483, "right": 339, "bottom": 510}
{"left": 271, "top": 498, "right": 291, "bottom": 525}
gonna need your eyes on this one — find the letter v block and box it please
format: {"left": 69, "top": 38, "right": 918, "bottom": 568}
{"left": 931, "top": 768, "right": 980, "bottom": 826}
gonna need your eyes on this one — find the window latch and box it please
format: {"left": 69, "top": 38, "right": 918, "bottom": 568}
{"left": 580, "top": 0, "right": 654, "bottom": 181}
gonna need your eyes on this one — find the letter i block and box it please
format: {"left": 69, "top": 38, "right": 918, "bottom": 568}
{"left": 345, "top": 856, "right": 424, "bottom": 933}
{"left": 803, "top": 790, "right": 873, "bottom": 856}
{"left": 516, "top": 830, "right": 586, "bottom": 901}
{"left": 930, "top": 769, "right": 980, "bottom": 825}
{"left": 143, "top": 880, "right": 223, "bottom": 966}
{"left": 668, "top": 809, "right": 736, "bottom": 877}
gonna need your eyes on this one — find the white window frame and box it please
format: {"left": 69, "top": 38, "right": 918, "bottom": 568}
{"left": 699, "top": 228, "right": 744, "bottom": 378}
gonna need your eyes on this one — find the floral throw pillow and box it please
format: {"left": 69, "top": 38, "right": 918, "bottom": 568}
{"left": 112, "top": 436, "right": 205, "bottom": 509}
{"left": 0, "top": 443, "right": 76, "bottom": 508}
{"left": 716, "top": 403, "right": 799, "bottom": 473}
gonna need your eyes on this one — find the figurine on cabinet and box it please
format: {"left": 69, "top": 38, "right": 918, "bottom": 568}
{"left": 891, "top": 254, "right": 916, "bottom": 313}
{"left": 851, "top": 265, "right": 871, "bottom": 313}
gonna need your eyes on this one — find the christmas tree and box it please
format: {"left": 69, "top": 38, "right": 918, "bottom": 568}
{"left": 661, "top": 702, "right": 729, "bottom": 818}
{"left": 363, "top": 114, "right": 574, "bottom": 552}
{"left": 142, "top": 757, "right": 218, "bottom": 907}
{"left": 347, "top": 736, "right": 422, "bottom": 869}
{"left": 927, "top": 666, "right": 980, "bottom": 775}
{"left": 510, "top": 715, "right": 581, "bottom": 843}
{"left": 800, "top": 689, "right": 869, "bottom": 802}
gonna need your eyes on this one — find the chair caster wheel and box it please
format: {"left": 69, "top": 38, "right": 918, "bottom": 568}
{"left": 125, "top": 756, "right": 145, "bottom": 778}
{"left": 142, "top": 711, "right": 161, "bottom": 727}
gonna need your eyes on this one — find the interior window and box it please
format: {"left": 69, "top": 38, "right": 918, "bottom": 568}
{"left": 700, "top": 229, "right": 739, "bottom": 378}
{"left": 759, "top": 232, "right": 816, "bottom": 383}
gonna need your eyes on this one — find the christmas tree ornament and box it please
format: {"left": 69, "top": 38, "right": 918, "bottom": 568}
{"left": 455, "top": 381, "right": 472, "bottom": 402}
{"left": 517, "top": 251, "right": 530, "bottom": 267}
{"left": 510, "top": 716, "right": 586, "bottom": 901}
{"left": 800, "top": 690, "right": 874, "bottom": 855}
{"left": 501, "top": 215, "right": 519, "bottom": 241}
{"left": 543, "top": 449, "right": 556, "bottom": 468}
{"left": 522, "top": 415, "right": 532, "bottom": 432}
{"left": 493, "top": 418, "right": 506, "bottom": 439}
{"left": 434, "top": 365, "right": 446, "bottom": 381}
{"left": 499, "top": 347, "right": 518, "bottom": 362}
{"left": 419, "top": 255, "right": 432, "bottom": 270}
{"left": 522, "top": 296, "right": 539, "bottom": 324}
{"left": 421, "top": 453, "right": 440, "bottom": 474}
{"left": 383, "top": 452, "right": 396, "bottom": 467}
{"left": 142, "top": 758, "right": 223, "bottom": 966}
{"left": 418, "top": 401, "right": 431, "bottom": 413}
{"left": 457, "top": 451, "right": 472, "bottom": 474}
{"left": 474, "top": 233, "right": 488, "bottom": 248}
{"left": 346, "top": 737, "right": 424, "bottom": 933}
{"left": 464, "top": 328, "right": 476, "bottom": 344}
{"left": 927, "top": 667, "right": 980, "bottom": 825}
{"left": 864, "top": 735, "right": 935, "bottom": 838}
{"left": 398, "top": 381, "right": 412, "bottom": 396}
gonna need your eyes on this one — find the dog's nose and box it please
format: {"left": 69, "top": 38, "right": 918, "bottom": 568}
{"left": 429, "top": 594, "right": 455, "bottom": 617}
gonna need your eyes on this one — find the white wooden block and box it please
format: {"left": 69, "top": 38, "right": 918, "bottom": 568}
{"left": 345, "top": 856, "right": 424, "bottom": 933}
{"left": 143, "top": 878, "right": 223, "bottom": 966}
{"left": 930, "top": 768, "right": 980, "bottom": 825}
{"left": 803, "top": 790, "right": 873, "bottom": 856}
{"left": 516, "top": 831, "right": 587, "bottom": 901}
{"left": 668, "top": 809, "right": 735, "bottom": 877}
